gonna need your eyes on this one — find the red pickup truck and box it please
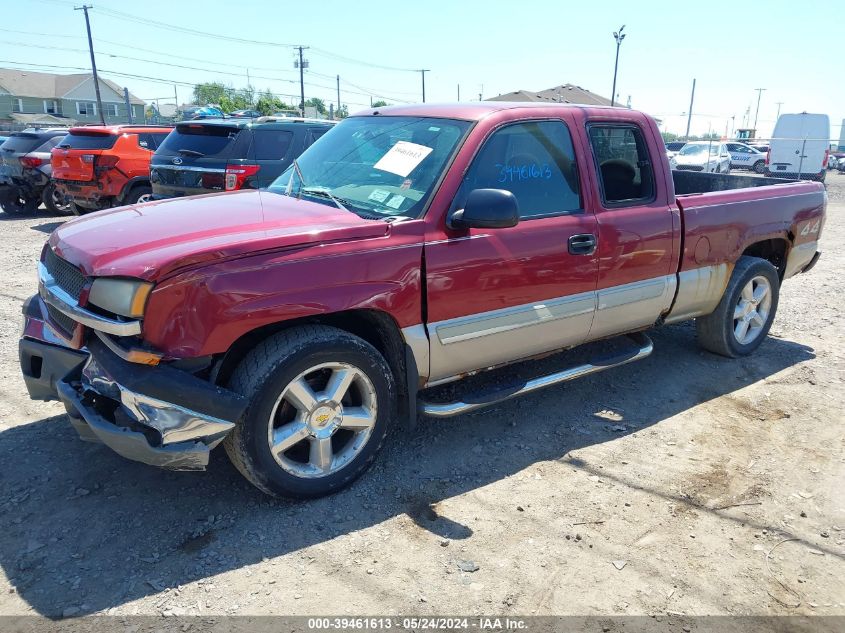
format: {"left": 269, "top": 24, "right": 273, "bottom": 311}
{"left": 20, "top": 103, "right": 825, "bottom": 498}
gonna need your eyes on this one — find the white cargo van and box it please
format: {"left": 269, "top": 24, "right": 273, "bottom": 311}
{"left": 766, "top": 113, "right": 830, "bottom": 181}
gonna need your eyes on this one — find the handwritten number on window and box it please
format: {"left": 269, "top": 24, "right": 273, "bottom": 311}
{"left": 495, "top": 163, "right": 553, "bottom": 183}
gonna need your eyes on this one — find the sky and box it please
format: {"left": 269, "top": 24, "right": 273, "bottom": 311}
{"left": 2, "top": 0, "right": 843, "bottom": 140}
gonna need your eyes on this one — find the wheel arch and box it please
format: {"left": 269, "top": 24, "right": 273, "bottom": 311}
{"left": 118, "top": 176, "right": 152, "bottom": 202}
{"left": 741, "top": 238, "right": 789, "bottom": 279}
{"left": 212, "top": 309, "right": 417, "bottom": 428}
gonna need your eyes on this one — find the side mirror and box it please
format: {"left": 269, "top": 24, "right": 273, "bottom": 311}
{"left": 448, "top": 188, "right": 519, "bottom": 230}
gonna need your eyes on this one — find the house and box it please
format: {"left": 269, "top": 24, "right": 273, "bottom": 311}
{"left": 0, "top": 68, "right": 145, "bottom": 128}
{"left": 487, "top": 83, "right": 612, "bottom": 106}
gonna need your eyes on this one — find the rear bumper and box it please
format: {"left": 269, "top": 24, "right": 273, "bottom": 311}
{"left": 20, "top": 296, "right": 248, "bottom": 471}
{"left": 784, "top": 241, "right": 821, "bottom": 279}
{"left": 53, "top": 179, "right": 113, "bottom": 209}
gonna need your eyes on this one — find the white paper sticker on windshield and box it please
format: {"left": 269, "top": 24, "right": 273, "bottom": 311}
{"left": 385, "top": 194, "right": 405, "bottom": 209}
{"left": 368, "top": 189, "right": 391, "bottom": 203}
{"left": 373, "top": 141, "right": 433, "bottom": 177}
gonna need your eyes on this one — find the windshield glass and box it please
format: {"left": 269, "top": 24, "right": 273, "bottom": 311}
{"left": 268, "top": 116, "right": 471, "bottom": 219}
{"left": 679, "top": 144, "right": 707, "bottom": 156}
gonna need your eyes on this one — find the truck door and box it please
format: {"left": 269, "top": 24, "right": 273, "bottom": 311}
{"left": 584, "top": 123, "right": 677, "bottom": 340}
{"left": 424, "top": 118, "right": 599, "bottom": 384}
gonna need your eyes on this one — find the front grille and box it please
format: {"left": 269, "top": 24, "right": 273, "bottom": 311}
{"left": 46, "top": 303, "right": 77, "bottom": 335}
{"left": 44, "top": 248, "right": 86, "bottom": 300}
{"left": 675, "top": 165, "right": 704, "bottom": 172}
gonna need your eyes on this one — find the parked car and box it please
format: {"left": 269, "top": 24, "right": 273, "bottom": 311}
{"left": 665, "top": 141, "right": 686, "bottom": 159}
{"left": 671, "top": 141, "right": 732, "bottom": 173}
{"left": 180, "top": 106, "right": 225, "bottom": 120}
{"left": 228, "top": 109, "right": 261, "bottom": 118}
{"left": 766, "top": 113, "right": 830, "bottom": 181}
{"left": 150, "top": 118, "right": 334, "bottom": 200}
{"left": 270, "top": 110, "right": 302, "bottom": 118}
{"left": 827, "top": 151, "right": 845, "bottom": 170}
{"left": 20, "top": 103, "right": 825, "bottom": 498}
{"left": 0, "top": 128, "right": 71, "bottom": 215}
{"left": 725, "top": 142, "right": 767, "bottom": 173}
{"left": 51, "top": 125, "right": 174, "bottom": 214}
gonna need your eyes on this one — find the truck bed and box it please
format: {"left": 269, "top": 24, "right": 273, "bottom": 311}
{"left": 672, "top": 173, "right": 826, "bottom": 274}
{"left": 672, "top": 170, "right": 789, "bottom": 195}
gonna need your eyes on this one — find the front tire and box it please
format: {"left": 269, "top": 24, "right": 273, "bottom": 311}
{"left": 223, "top": 325, "right": 396, "bottom": 498}
{"left": 696, "top": 256, "right": 780, "bottom": 358}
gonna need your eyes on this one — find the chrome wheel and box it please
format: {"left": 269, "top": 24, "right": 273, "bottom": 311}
{"left": 137, "top": 193, "right": 152, "bottom": 203}
{"left": 267, "top": 362, "right": 377, "bottom": 478}
{"left": 733, "top": 275, "right": 772, "bottom": 345}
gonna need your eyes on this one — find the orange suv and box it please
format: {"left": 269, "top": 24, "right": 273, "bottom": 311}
{"left": 51, "top": 125, "right": 173, "bottom": 214}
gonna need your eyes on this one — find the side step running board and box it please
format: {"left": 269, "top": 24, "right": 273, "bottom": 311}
{"left": 418, "top": 333, "right": 653, "bottom": 418}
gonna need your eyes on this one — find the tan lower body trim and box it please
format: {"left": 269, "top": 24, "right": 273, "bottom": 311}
{"left": 783, "top": 241, "right": 818, "bottom": 279}
{"left": 663, "top": 263, "right": 730, "bottom": 324}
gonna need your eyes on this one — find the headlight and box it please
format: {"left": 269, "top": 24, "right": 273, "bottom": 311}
{"left": 88, "top": 278, "right": 153, "bottom": 318}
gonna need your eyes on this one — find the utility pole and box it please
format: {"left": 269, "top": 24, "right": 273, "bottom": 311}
{"left": 684, "top": 78, "right": 696, "bottom": 140}
{"left": 457, "top": 84, "right": 460, "bottom": 101}
{"left": 294, "top": 46, "right": 309, "bottom": 116}
{"left": 418, "top": 69, "right": 430, "bottom": 102}
{"left": 336, "top": 74, "right": 341, "bottom": 115}
{"left": 752, "top": 88, "right": 766, "bottom": 135}
{"left": 74, "top": 5, "right": 105, "bottom": 125}
{"left": 123, "top": 87, "right": 132, "bottom": 124}
{"left": 775, "top": 101, "right": 784, "bottom": 121}
{"left": 610, "top": 25, "right": 626, "bottom": 107}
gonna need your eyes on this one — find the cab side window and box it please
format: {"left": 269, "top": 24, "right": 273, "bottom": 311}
{"left": 457, "top": 120, "right": 581, "bottom": 219}
{"left": 588, "top": 125, "right": 655, "bottom": 205}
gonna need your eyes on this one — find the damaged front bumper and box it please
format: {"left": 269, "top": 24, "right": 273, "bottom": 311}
{"left": 19, "top": 295, "right": 247, "bottom": 471}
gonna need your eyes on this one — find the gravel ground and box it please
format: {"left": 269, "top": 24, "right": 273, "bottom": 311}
{"left": 0, "top": 173, "right": 843, "bottom": 621}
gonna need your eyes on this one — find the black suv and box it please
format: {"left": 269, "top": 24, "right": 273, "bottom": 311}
{"left": 150, "top": 118, "right": 335, "bottom": 199}
{"left": 0, "top": 128, "right": 71, "bottom": 214}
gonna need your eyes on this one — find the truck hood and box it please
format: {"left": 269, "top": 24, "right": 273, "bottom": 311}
{"left": 49, "top": 190, "right": 389, "bottom": 281}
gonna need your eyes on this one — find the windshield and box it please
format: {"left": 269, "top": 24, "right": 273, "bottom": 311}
{"left": 268, "top": 116, "right": 471, "bottom": 219}
{"left": 679, "top": 144, "right": 709, "bottom": 156}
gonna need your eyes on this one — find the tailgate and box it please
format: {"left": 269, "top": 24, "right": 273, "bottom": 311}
{"left": 151, "top": 123, "right": 248, "bottom": 198}
{"left": 52, "top": 131, "right": 118, "bottom": 181}
{"left": 51, "top": 149, "right": 100, "bottom": 181}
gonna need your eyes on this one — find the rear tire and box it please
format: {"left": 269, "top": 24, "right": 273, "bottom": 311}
{"left": 42, "top": 183, "right": 73, "bottom": 216}
{"left": 753, "top": 160, "right": 766, "bottom": 174}
{"left": 126, "top": 184, "right": 152, "bottom": 205}
{"left": 1, "top": 192, "right": 38, "bottom": 215}
{"left": 696, "top": 256, "right": 780, "bottom": 358}
{"left": 223, "top": 325, "right": 396, "bottom": 498}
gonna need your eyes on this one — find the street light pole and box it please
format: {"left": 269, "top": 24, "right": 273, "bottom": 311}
{"left": 752, "top": 87, "right": 766, "bottom": 136}
{"left": 610, "top": 25, "right": 626, "bottom": 107}
{"left": 418, "top": 69, "right": 430, "bottom": 103}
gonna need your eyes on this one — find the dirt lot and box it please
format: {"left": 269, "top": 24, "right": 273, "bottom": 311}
{"left": 0, "top": 173, "right": 843, "bottom": 621}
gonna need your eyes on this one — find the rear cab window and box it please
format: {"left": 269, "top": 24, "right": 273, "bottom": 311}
{"left": 156, "top": 124, "right": 247, "bottom": 159}
{"left": 588, "top": 125, "right": 655, "bottom": 205}
{"left": 59, "top": 132, "right": 118, "bottom": 150}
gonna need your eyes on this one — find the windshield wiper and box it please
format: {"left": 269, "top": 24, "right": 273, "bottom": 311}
{"left": 291, "top": 159, "right": 306, "bottom": 198}
{"left": 177, "top": 148, "right": 204, "bottom": 157}
{"left": 301, "top": 187, "right": 353, "bottom": 213}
